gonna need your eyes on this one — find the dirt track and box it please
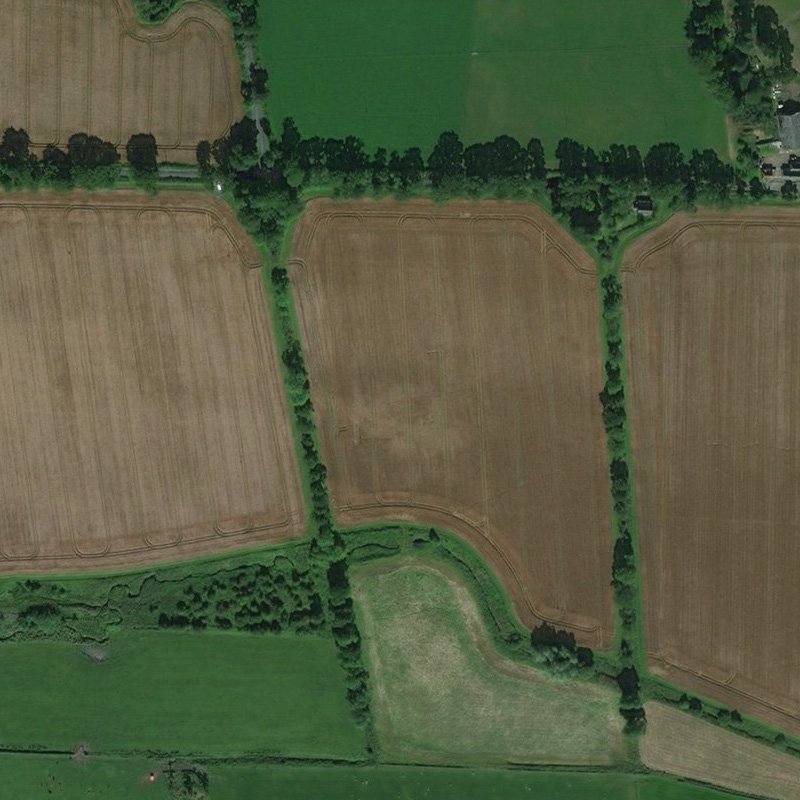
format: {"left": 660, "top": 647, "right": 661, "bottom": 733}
{"left": 0, "top": 190, "right": 304, "bottom": 574}
{"left": 290, "top": 199, "right": 614, "bottom": 648}
{"left": 623, "top": 209, "right": 800, "bottom": 733}
{"left": 0, "top": 0, "right": 241, "bottom": 162}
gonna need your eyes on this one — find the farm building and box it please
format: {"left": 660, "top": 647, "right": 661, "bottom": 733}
{"left": 633, "top": 195, "right": 654, "bottom": 218}
{"left": 778, "top": 100, "right": 800, "bottom": 149}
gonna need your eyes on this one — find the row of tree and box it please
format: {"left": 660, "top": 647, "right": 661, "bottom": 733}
{"left": 598, "top": 273, "right": 646, "bottom": 732}
{"left": 686, "top": 0, "right": 795, "bottom": 126}
{"left": 0, "top": 127, "right": 160, "bottom": 190}
{"left": 267, "top": 248, "right": 373, "bottom": 732}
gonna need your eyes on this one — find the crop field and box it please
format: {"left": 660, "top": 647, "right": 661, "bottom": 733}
{"left": 0, "top": 629, "right": 365, "bottom": 758}
{"left": 351, "top": 558, "right": 623, "bottom": 765}
{"left": 289, "top": 199, "right": 613, "bottom": 647}
{"left": 259, "top": 0, "right": 727, "bottom": 154}
{"left": 641, "top": 702, "right": 800, "bottom": 800}
{"left": 0, "top": 0, "right": 241, "bottom": 162}
{"left": 0, "top": 191, "right": 304, "bottom": 575}
{"left": 622, "top": 210, "right": 800, "bottom": 735}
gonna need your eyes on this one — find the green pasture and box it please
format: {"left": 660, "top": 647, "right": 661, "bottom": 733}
{"left": 351, "top": 558, "right": 622, "bottom": 765}
{"left": 211, "top": 764, "right": 749, "bottom": 800}
{"left": 0, "top": 629, "right": 364, "bottom": 759}
{"left": 259, "top": 0, "right": 727, "bottom": 154}
{"left": 0, "top": 754, "right": 168, "bottom": 800}
{"left": 0, "top": 755, "right": 753, "bottom": 800}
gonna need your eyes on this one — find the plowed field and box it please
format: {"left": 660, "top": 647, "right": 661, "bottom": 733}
{"left": 623, "top": 210, "right": 800, "bottom": 733}
{"left": 0, "top": 191, "right": 304, "bottom": 574}
{"left": 289, "top": 199, "right": 613, "bottom": 647}
{"left": 0, "top": 0, "right": 241, "bottom": 162}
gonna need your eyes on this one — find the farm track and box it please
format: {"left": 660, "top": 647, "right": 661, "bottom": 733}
{"left": 0, "top": 0, "right": 241, "bottom": 163}
{"left": 622, "top": 209, "right": 800, "bottom": 735}
{"left": 289, "top": 198, "right": 614, "bottom": 648}
{"left": 0, "top": 191, "right": 304, "bottom": 575}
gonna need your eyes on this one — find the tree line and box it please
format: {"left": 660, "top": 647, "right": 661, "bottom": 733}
{"left": 0, "top": 127, "right": 159, "bottom": 190}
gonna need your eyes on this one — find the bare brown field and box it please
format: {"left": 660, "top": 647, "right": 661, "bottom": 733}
{"left": 641, "top": 703, "right": 800, "bottom": 800}
{"left": 623, "top": 209, "right": 800, "bottom": 734}
{"left": 0, "top": 0, "right": 241, "bottom": 163}
{"left": 0, "top": 190, "right": 304, "bottom": 574}
{"left": 289, "top": 199, "right": 613, "bottom": 647}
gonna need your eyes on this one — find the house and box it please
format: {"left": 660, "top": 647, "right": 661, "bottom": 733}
{"left": 633, "top": 195, "right": 654, "bottom": 218}
{"left": 778, "top": 99, "right": 800, "bottom": 150}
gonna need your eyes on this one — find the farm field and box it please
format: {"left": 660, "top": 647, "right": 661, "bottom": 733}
{"left": 259, "top": 0, "right": 727, "bottom": 154}
{"left": 0, "top": 191, "right": 304, "bottom": 575}
{"left": 622, "top": 209, "right": 800, "bottom": 735}
{"left": 641, "top": 702, "right": 800, "bottom": 800}
{"left": 0, "top": 0, "right": 241, "bottom": 162}
{"left": 0, "top": 629, "right": 365, "bottom": 758}
{"left": 350, "top": 558, "right": 623, "bottom": 764}
{"left": 289, "top": 198, "right": 613, "bottom": 647}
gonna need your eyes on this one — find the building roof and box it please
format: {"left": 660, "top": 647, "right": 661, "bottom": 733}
{"left": 778, "top": 99, "right": 800, "bottom": 117}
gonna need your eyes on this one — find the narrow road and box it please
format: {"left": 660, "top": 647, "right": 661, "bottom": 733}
{"left": 243, "top": 44, "right": 269, "bottom": 158}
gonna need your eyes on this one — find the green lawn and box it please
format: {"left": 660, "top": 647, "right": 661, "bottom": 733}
{"left": 0, "top": 629, "right": 364, "bottom": 759}
{"left": 258, "top": 0, "right": 727, "bottom": 155}
{"left": 351, "top": 558, "right": 623, "bottom": 765}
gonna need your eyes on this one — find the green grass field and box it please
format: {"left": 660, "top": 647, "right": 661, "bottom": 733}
{"left": 351, "top": 558, "right": 622, "bottom": 765}
{"left": 212, "top": 764, "right": 752, "bottom": 800}
{"left": 0, "top": 754, "right": 168, "bottom": 800}
{"left": 0, "top": 629, "right": 364, "bottom": 759}
{"left": 258, "top": 0, "right": 727, "bottom": 155}
{"left": 0, "top": 756, "right": 754, "bottom": 800}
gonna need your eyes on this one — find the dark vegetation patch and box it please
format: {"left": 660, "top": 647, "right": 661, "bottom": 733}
{"left": 0, "top": 547, "right": 324, "bottom": 642}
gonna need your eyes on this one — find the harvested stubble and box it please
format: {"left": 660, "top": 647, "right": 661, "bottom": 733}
{"left": 0, "top": 190, "right": 304, "bottom": 573}
{"left": 290, "top": 198, "right": 613, "bottom": 647}
{"left": 641, "top": 702, "right": 800, "bottom": 800}
{"left": 623, "top": 209, "right": 800, "bottom": 734}
{"left": 0, "top": 0, "right": 241, "bottom": 162}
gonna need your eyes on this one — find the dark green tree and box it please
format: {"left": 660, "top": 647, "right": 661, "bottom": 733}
{"left": 126, "top": 133, "right": 158, "bottom": 173}
{"left": 427, "top": 130, "right": 464, "bottom": 187}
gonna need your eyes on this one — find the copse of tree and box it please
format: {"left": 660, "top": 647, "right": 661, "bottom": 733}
{"left": 530, "top": 621, "right": 594, "bottom": 669}
{"left": 686, "top": 0, "right": 795, "bottom": 126}
{"left": 212, "top": 117, "right": 259, "bottom": 174}
{"left": 67, "top": 133, "right": 121, "bottom": 189}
